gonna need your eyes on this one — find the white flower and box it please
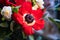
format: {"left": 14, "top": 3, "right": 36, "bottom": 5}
{"left": 1, "top": 6, "right": 12, "bottom": 20}
{"left": 32, "top": 4, "right": 38, "bottom": 10}
{"left": 36, "top": 0, "right": 44, "bottom": 9}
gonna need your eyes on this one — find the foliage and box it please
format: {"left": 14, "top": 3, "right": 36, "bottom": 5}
{"left": 48, "top": 17, "right": 60, "bottom": 31}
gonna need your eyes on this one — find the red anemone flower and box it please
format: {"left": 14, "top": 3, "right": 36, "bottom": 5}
{"left": 12, "top": 2, "right": 45, "bottom": 35}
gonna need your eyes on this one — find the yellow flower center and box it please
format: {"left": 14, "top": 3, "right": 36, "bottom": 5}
{"left": 4, "top": 10, "right": 9, "bottom": 16}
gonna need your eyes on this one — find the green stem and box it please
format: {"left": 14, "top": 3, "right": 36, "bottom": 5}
{"left": 31, "top": 0, "right": 36, "bottom": 6}
{"left": 29, "top": 35, "right": 34, "bottom": 40}
{"left": 56, "top": 7, "right": 60, "bottom": 11}
{"left": 36, "top": 36, "right": 42, "bottom": 40}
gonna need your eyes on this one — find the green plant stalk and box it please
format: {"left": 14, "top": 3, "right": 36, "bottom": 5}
{"left": 31, "top": 0, "right": 36, "bottom": 6}
{"left": 56, "top": 7, "right": 60, "bottom": 11}
{"left": 48, "top": 17, "right": 60, "bottom": 31}
{"left": 29, "top": 35, "right": 34, "bottom": 40}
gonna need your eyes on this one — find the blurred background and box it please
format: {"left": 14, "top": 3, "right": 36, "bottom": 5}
{"left": 0, "top": 0, "right": 60, "bottom": 40}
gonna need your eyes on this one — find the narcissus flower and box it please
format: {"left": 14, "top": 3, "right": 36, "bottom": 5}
{"left": 1, "top": 6, "right": 12, "bottom": 20}
{"left": 12, "top": 2, "right": 44, "bottom": 35}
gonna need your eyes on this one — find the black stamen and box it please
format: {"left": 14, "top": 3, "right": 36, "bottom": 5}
{"left": 25, "top": 14, "right": 34, "bottom": 23}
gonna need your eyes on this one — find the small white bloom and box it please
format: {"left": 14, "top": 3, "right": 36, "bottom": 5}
{"left": 32, "top": 4, "right": 38, "bottom": 10}
{"left": 1, "top": 6, "right": 12, "bottom": 20}
{"left": 36, "top": 0, "right": 44, "bottom": 9}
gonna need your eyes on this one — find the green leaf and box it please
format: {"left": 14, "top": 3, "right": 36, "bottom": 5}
{"left": 56, "top": 7, "right": 60, "bottom": 11}
{"left": 12, "top": 8, "right": 18, "bottom": 13}
{"left": 16, "top": 6, "right": 20, "bottom": 9}
{"left": 0, "top": 8, "right": 1, "bottom": 12}
{"left": 32, "top": 0, "right": 36, "bottom": 6}
{"left": 36, "top": 36, "right": 42, "bottom": 40}
{"left": 29, "top": 35, "right": 34, "bottom": 40}
{"left": 43, "top": 14, "right": 47, "bottom": 18}
{"left": 10, "top": 21, "right": 14, "bottom": 32}
{"left": 1, "top": 17, "right": 5, "bottom": 21}
{"left": 0, "top": 22, "right": 8, "bottom": 27}
{"left": 12, "top": 6, "right": 20, "bottom": 13}
{"left": 0, "top": 33, "right": 12, "bottom": 40}
{"left": 48, "top": 17, "right": 60, "bottom": 30}
{"left": 5, "top": 33, "right": 12, "bottom": 38}
{"left": 22, "top": 32, "right": 26, "bottom": 39}
{"left": 0, "top": 38, "right": 3, "bottom": 40}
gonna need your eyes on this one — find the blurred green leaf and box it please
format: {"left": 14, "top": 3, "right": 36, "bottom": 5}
{"left": 12, "top": 6, "right": 20, "bottom": 13}
{"left": 22, "top": 32, "right": 26, "bottom": 39}
{"left": 43, "top": 14, "right": 47, "bottom": 18}
{"left": 12, "top": 8, "right": 18, "bottom": 13}
{"left": 0, "top": 33, "right": 12, "bottom": 40}
{"left": 48, "top": 17, "right": 60, "bottom": 30}
{"left": 29, "top": 35, "right": 34, "bottom": 40}
{"left": 36, "top": 36, "right": 42, "bottom": 40}
{"left": 0, "top": 8, "right": 1, "bottom": 12}
{"left": 4, "top": 33, "right": 12, "bottom": 38}
{"left": 0, "top": 22, "right": 8, "bottom": 27}
{"left": 32, "top": 0, "right": 36, "bottom": 6}
{"left": 15, "top": 6, "right": 20, "bottom": 9}
{"left": 56, "top": 7, "right": 60, "bottom": 11}
{"left": 10, "top": 21, "right": 14, "bottom": 32}
{"left": 1, "top": 17, "right": 5, "bottom": 21}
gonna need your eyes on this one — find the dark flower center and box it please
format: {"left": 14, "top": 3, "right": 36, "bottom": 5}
{"left": 25, "top": 14, "right": 34, "bottom": 23}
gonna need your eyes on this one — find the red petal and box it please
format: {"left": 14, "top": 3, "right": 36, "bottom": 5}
{"left": 22, "top": 24, "right": 34, "bottom": 35}
{"left": 33, "top": 19, "right": 44, "bottom": 30}
{"left": 31, "top": 8, "right": 44, "bottom": 20}
{"left": 0, "top": 0, "right": 9, "bottom": 5}
{"left": 19, "top": 2, "right": 32, "bottom": 15}
{"left": 0, "top": 0, "right": 16, "bottom": 6}
{"left": 15, "top": 0, "right": 25, "bottom": 6}
{"left": 7, "top": 2, "right": 16, "bottom": 6}
{"left": 0, "top": 0, "right": 4, "bottom": 4}
{"left": 0, "top": 0, "right": 6, "bottom": 4}
{"left": 12, "top": 12, "right": 23, "bottom": 25}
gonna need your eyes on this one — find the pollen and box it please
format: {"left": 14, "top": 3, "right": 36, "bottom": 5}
{"left": 4, "top": 10, "right": 9, "bottom": 16}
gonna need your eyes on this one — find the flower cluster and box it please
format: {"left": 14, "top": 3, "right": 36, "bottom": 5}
{"left": 0, "top": 0, "right": 45, "bottom": 35}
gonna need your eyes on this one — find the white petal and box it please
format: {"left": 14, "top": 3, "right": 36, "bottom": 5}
{"left": 32, "top": 5, "right": 38, "bottom": 10}
{"left": 1, "top": 6, "right": 12, "bottom": 19}
{"left": 36, "top": 0, "right": 44, "bottom": 9}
